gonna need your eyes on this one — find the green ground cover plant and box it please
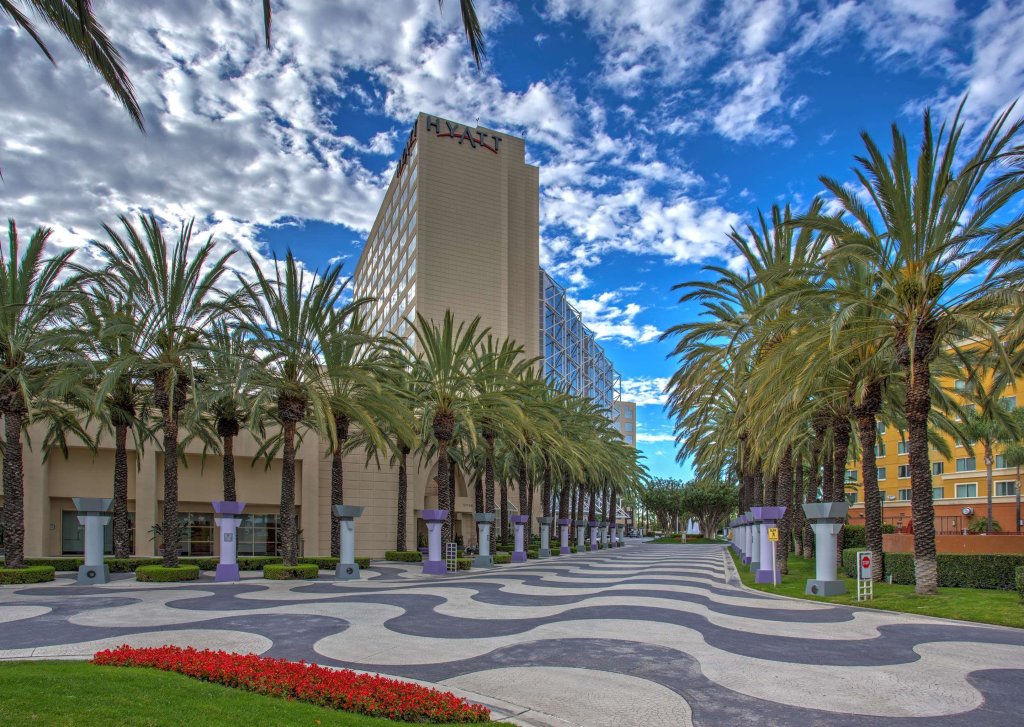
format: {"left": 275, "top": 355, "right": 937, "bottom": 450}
{"left": 384, "top": 551, "right": 422, "bottom": 562}
{"left": 841, "top": 549, "right": 1024, "bottom": 590}
{"left": 0, "top": 661, "right": 512, "bottom": 726}
{"left": 0, "top": 565, "right": 55, "bottom": 584}
{"left": 728, "top": 549, "right": 1024, "bottom": 628}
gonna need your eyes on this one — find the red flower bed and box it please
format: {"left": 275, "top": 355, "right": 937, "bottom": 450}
{"left": 92, "top": 645, "right": 490, "bottom": 724}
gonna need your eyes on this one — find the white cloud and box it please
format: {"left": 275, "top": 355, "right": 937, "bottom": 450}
{"left": 620, "top": 376, "right": 670, "bottom": 406}
{"left": 570, "top": 289, "right": 662, "bottom": 346}
{"left": 636, "top": 432, "right": 677, "bottom": 443}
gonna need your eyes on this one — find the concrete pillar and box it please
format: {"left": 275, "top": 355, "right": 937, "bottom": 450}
{"left": 299, "top": 436, "right": 319, "bottom": 558}
{"left": 538, "top": 516, "right": 552, "bottom": 558}
{"left": 803, "top": 502, "right": 850, "bottom": 596}
{"left": 752, "top": 506, "right": 786, "bottom": 584}
{"left": 588, "top": 520, "right": 599, "bottom": 551}
{"left": 558, "top": 517, "right": 571, "bottom": 555}
{"left": 73, "top": 497, "right": 112, "bottom": 584}
{"left": 213, "top": 500, "right": 245, "bottom": 582}
{"left": 135, "top": 448, "right": 158, "bottom": 556}
{"left": 24, "top": 428, "right": 49, "bottom": 557}
{"left": 421, "top": 509, "right": 448, "bottom": 575}
{"left": 473, "top": 513, "right": 495, "bottom": 568}
{"left": 510, "top": 515, "right": 528, "bottom": 562}
{"left": 333, "top": 504, "right": 364, "bottom": 580}
{"left": 575, "top": 520, "right": 585, "bottom": 551}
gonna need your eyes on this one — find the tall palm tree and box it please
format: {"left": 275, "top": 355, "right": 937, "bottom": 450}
{"left": 95, "top": 214, "right": 237, "bottom": 568}
{"left": 3, "top": 0, "right": 142, "bottom": 130}
{"left": 810, "top": 101, "right": 1024, "bottom": 594}
{"left": 242, "top": 251, "right": 349, "bottom": 567}
{"left": 0, "top": 220, "right": 91, "bottom": 568}
{"left": 408, "top": 311, "right": 488, "bottom": 546}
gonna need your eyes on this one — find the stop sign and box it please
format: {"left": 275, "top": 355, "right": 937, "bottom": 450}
{"left": 861, "top": 555, "right": 871, "bottom": 569}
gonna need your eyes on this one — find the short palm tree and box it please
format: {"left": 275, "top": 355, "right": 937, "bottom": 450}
{"left": 242, "top": 251, "right": 349, "bottom": 566}
{"left": 0, "top": 220, "right": 91, "bottom": 568}
{"left": 95, "top": 214, "right": 237, "bottom": 568}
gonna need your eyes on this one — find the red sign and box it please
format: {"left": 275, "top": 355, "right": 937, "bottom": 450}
{"left": 861, "top": 555, "right": 871, "bottom": 569}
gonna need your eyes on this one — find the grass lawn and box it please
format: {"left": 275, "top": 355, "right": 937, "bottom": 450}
{"left": 0, "top": 661, "right": 512, "bottom": 726}
{"left": 727, "top": 549, "right": 1024, "bottom": 629}
{"left": 648, "top": 535, "right": 722, "bottom": 545}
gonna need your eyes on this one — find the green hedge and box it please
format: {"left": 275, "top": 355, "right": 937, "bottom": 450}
{"left": 0, "top": 565, "right": 56, "bottom": 584}
{"left": 384, "top": 550, "right": 423, "bottom": 562}
{"left": 454, "top": 558, "right": 472, "bottom": 571}
{"left": 135, "top": 565, "right": 200, "bottom": 582}
{"left": 527, "top": 549, "right": 539, "bottom": 559}
{"left": 841, "top": 524, "right": 896, "bottom": 550}
{"left": 1016, "top": 567, "right": 1024, "bottom": 601}
{"left": 842, "top": 548, "right": 1024, "bottom": 590}
{"left": 296, "top": 556, "right": 371, "bottom": 570}
{"left": 263, "top": 564, "right": 318, "bottom": 580}
{"left": 21, "top": 557, "right": 83, "bottom": 571}
{"left": 493, "top": 553, "right": 512, "bottom": 564}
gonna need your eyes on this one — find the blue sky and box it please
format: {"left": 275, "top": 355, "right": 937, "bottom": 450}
{"left": 2, "top": 0, "right": 1023, "bottom": 481}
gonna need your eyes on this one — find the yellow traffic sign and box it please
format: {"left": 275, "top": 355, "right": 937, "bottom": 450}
{"left": 767, "top": 527, "right": 779, "bottom": 542}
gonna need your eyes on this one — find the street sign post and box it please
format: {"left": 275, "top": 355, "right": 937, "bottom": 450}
{"left": 767, "top": 527, "right": 779, "bottom": 586}
{"left": 856, "top": 550, "right": 873, "bottom": 601}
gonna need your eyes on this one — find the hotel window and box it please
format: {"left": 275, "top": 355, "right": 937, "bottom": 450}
{"left": 875, "top": 441, "right": 886, "bottom": 457}
{"left": 845, "top": 469, "right": 858, "bottom": 483}
{"left": 876, "top": 421, "right": 886, "bottom": 435}
{"left": 1000, "top": 396, "right": 1016, "bottom": 410}
{"left": 956, "top": 483, "right": 978, "bottom": 498}
{"left": 877, "top": 467, "right": 887, "bottom": 480}
{"left": 408, "top": 187, "right": 417, "bottom": 209}
{"left": 236, "top": 514, "right": 280, "bottom": 556}
{"left": 879, "top": 491, "right": 886, "bottom": 502}
{"left": 61, "top": 511, "right": 135, "bottom": 555}
{"left": 996, "top": 454, "right": 1008, "bottom": 468}
{"left": 898, "top": 464, "right": 911, "bottom": 478}
{"left": 956, "top": 457, "right": 976, "bottom": 472}
{"left": 625, "top": 434, "right": 633, "bottom": 444}
{"left": 409, "top": 210, "right": 417, "bottom": 230}
{"left": 897, "top": 488, "right": 912, "bottom": 501}
{"left": 181, "top": 512, "right": 214, "bottom": 557}
{"left": 897, "top": 440, "right": 908, "bottom": 455}
{"left": 847, "top": 492, "right": 858, "bottom": 505}
{"left": 624, "top": 422, "right": 633, "bottom": 432}
{"left": 932, "top": 487, "right": 944, "bottom": 500}
{"left": 932, "top": 461, "right": 944, "bottom": 476}
{"left": 409, "top": 258, "right": 416, "bottom": 276}
{"left": 996, "top": 481, "right": 1017, "bottom": 496}
{"left": 408, "top": 235, "right": 417, "bottom": 254}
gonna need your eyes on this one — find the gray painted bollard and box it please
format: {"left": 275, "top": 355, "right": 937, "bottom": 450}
{"left": 510, "top": 515, "right": 529, "bottom": 562}
{"left": 747, "top": 509, "right": 760, "bottom": 570}
{"left": 752, "top": 506, "right": 786, "bottom": 584}
{"left": 558, "top": 517, "right": 572, "bottom": 554}
{"left": 803, "top": 501, "right": 850, "bottom": 596}
{"left": 421, "top": 509, "right": 449, "bottom": 575}
{"left": 73, "top": 497, "right": 112, "bottom": 585}
{"left": 538, "top": 516, "right": 552, "bottom": 558}
{"left": 212, "top": 500, "right": 246, "bottom": 582}
{"left": 473, "top": 513, "right": 495, "bottom": 568}
{"left": 575, "top": 520, "right": 586, "bottom": 552}
{"left": 333, "top": 505, "right": 364, "bottom": 580}
{"left": 588, "top": 520, "right": 599, "bottom": 551}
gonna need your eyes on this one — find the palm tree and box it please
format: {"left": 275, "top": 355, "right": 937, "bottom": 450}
{"left": 811, "top": 101, "right": 1024, "bottom": 593}
{"left": 408, "top": 311, "right": 488, "bottom": 546}
{"left": 0, "top": 220, "right": 91, "bottom": 568}
{"left": 241, "top": 251, "right": 349, "bottom": 566}
{"left": 3, "top": 0, "right": 142, "bottom": 131}
{"left": 78, "top": 287, "right": 151, "bottom": 557}
{"left": 94, "top": 215, "right": 237, "bottom": 568}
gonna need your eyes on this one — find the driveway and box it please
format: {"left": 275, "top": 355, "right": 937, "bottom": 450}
{"left": 1, "top": 544, "right": 1022, "bottom": 726}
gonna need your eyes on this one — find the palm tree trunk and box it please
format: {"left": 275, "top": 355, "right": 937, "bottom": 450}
{"left": 397, "top": 448, "right": 408, "bottom": 552}
{"left": 448, "top": 458, "right": 456, "bottom": 543}
{"left": 2, "top": 410, "right": 26, "bottom": 569}
{"left": 331, "top": 417, "right": 349, "bottom": 558}
{"left": 558, "top": 482, "right": 569, "bottom": 519}
{"left": 1016, "top": 464, "right": 1021, "bottom": 534}
{"left": 901, "top": 327, "right": 938, "bottom": 595}
{"left": 518, "top": 458, "right": 529, "bottom": 515}
{"left": 832, "top": 416, "right": 851, "bottom": 502}
{"left": 485, "top": 434, "right": 496, "bottom": 553}
{"left": 474, "top": 473, "right": 483, "bottom": 513}
{"left": 984, "top": 441, "right": 994, "bottom": 534}
{"left": 792, "top": 456, "right": 804, "bottom": 556}
{"left": 500, "top": 480, "right": 509, "bottom": 545}
{"left": 527, "top": 479, "right": 535, "bottom": 538}
{"left": 112, "top": 424, "right": 131, "bottom": 558}
{"left": 542, "top": 463, "right": 551, "bottom": 518}
{"left": 161, "top": 409, "right": 181, "bottom": 568}
{"left": 436, "top": 441, "right": 451, "bottom": 547}
{"left": 854, "top": 381, "right": 884, "bottom": 582}
{"left": 776, "top": 447, "right": 793, "bottom": 575}
{"left": 222, "top": 434, "right": 236, "bottom": 502}
{"left": 279, "top": 420, "right": 299, "bottom": 566}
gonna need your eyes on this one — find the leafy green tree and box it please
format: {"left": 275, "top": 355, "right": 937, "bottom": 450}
{"left": 94, "top": 215, "right": 237, "bottom": 568}
{"left": 0, "top": 221, "right": 91, "bottom": 568}
{"left": 679, "top": 480, "right": 738, "bottom": 538}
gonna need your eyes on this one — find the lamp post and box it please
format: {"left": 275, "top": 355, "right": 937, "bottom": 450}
{"left": 73, "top": 497, "right": 112, "bottom": 585}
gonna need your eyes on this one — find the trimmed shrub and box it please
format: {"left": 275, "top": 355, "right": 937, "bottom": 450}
{"left": 180, "top": 556, "right": 282, "bottom": 571}
{"left": 0, "top": 565, "right": 56, "bottom": 584}
{"left": 22, "top": 557, "right": 82, "bottom": 571}
{"left": 455, "top": 558, "right": 472, "bottom": 571}
{"left": 1016, "top": 566, "right": 1024, "bottom": 601}
{"left": 108, "top": 558, "right": 162, "bottom": 573}
{"left": 527, "top": 549, "right": 539, "bottom": 559}
{"left": 384, "top": 550, "right": 422, "bottom": 563}
{"left": 841, "top": 524, "right": 897, "bottom": 551}
{"left": 496, "top": 544, "right": 514, "bottom": 552}
{"left": 492, "top": 553, "right": 512, "bottom": 564}
{"left": 263, "top": 564, "right": 319, "bottom": 580}
{"left": 135, "top": 565, "right": 200, "bottom": 582}
{"left": 842, "top": 548, "right": 1024, "bottom": 590}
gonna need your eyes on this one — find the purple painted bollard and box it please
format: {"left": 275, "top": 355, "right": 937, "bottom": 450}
{"left": 213, "top": 500, "right": 246, "bottom": 582}
{"left": 557, "top": 517, "right": 571, "bottom": 554}
{"left": 421, "top": 509, "right": 449, "bottom": 575}
{"left": 510, "top": 515, "right": 529, "bottom": 562}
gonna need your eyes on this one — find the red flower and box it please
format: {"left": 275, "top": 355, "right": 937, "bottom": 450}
{"left": 91, "top": 646, "right": 490, "bottom": 723}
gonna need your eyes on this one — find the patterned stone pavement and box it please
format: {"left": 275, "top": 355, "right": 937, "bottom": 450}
{"left": 1, "top": 543, "right": 1023, "bottom": 726}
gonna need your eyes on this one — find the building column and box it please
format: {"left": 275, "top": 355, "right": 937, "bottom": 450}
{"left": 23, "top": 435, "right": 49, "bottom": 557}
{"left": 134, "top": 449, "right": 158, "bottom": 556}
{"left": 300, "top": 436, "right": 320, "bottom": 557}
